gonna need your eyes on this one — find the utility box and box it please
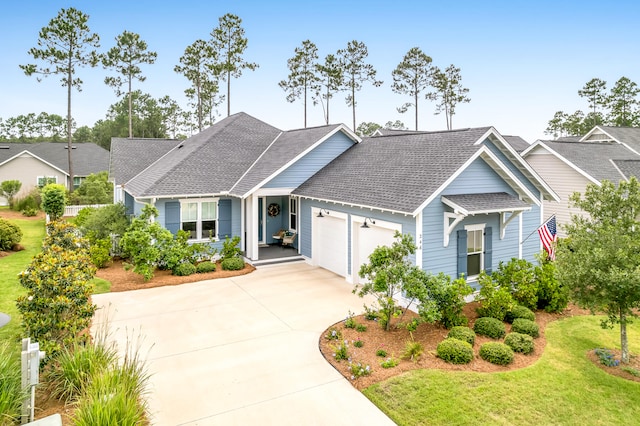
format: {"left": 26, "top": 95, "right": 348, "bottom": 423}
{"left": 21, "top": 338, "right": 45, "bottom": 425}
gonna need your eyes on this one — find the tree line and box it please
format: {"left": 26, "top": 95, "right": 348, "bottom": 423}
{"left": 545, "top": 77, "right": 639, "bottom": 138}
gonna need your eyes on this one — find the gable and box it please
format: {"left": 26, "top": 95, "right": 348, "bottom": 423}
{"left": 442, "top": 156, "right": 517, "bottom": 196}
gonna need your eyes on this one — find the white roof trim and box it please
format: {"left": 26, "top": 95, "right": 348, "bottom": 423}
{"left": 239, "top": 125, "right": 359, "bottom": 198}
{"left": 0, "top": 149, "right": 68, "bottom": 176}
{"left": 579, "top": 125, "right": 618, "bottom": 143}
{"left": 296, "top": 194, "right": 414, "bottom": 216}
{"left": 522, "top": 141, "right": 601, "bottom": 186}
{"left": 124, "top": 188, "right": 238, "bottom": 200}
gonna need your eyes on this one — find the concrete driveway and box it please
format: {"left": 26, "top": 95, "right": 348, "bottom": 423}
{"left": 93, "top": 262, "right": 396, "bottom": 425}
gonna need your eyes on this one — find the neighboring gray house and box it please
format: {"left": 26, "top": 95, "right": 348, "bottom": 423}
{"left": 522, "top": 126, "right": 640, "bottom": 235}
{"left": 111, "top": 113, "right": 558, "bottom": 285}
{"left": 0, "top": 142, "right": 110, "bottom": 204}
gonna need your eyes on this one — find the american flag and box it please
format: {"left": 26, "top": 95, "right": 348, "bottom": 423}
{"left": 538, "top": 215, "right": 558, "bottom": 260}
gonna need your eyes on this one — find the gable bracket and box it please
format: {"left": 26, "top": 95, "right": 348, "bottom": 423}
{"left": 500, "top": 210, "right": 523, "bottom": 239}
{"left": 444, "top": 212, "right": 465, "bottom": 247}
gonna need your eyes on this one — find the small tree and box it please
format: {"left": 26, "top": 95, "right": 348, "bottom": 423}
{"left": 41, "top": 183, "right": 67, "bottom": 221}
{"left": 69, "top": 171, "right": 113, "bottom": 205}
{"left": 557, "top": 177, "right": 640, "bottom": 363}
{"left": 0, "top": 180, "right": 22, "bottom": 207}
{"left": 16, "top": 221, "right": 96, "bottom": 363}
{"left": 355, "top": 231, "right": 415, "bottom": 331}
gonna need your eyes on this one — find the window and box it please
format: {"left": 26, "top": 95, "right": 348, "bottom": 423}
{"left": 180, "top": 199, "right": 218, "bottom": 240}
{"left": 37, "top": 176, "right": 57, "bottom": 188}
{"left": 466, "top": 224, "right": 485, "bottom": 277}
{"left": 289, "top": 197, "right": 297, "bottom": 231}
{"left": 73, "top": 176, "right": 83, "bottom": 189}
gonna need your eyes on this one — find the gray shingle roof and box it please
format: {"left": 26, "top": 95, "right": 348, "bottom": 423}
{"left": 611, "top": 160, "right": 640, "bottom": 180}
{"left": 230, "top": 124, "right": 344, "bottom": 196}
{"left": 0, "top": 142, "right": 109, "bottom": 176}
{"left": 125, "top": 113, "right": 281, "bottom": 197}
{"left": 293, "top": 127, "right": 493, "bottom": 214}
{"left": 109, "top": 138, "right": 181, "bottom": 185}
{"left": 589, "top": 126, "right": 640, "bottom": 152}
{"left": 503, "top": 135, "right": 530, "bottom": 153}
{"left": 538, "top": 140, "right": 638, "bottom": 182}
{"left": 442, "top": 193, "right": 529, "bottom": 214}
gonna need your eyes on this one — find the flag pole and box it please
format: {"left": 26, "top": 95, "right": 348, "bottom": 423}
{"left": 521, "top": 214, "right": 556, "bottom": 244}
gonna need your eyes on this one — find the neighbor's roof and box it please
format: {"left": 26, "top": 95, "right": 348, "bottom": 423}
{"left": 109, "top": 138, "right": 181, "bottom": 185}
{"left": 0, "top": 142, "right": 109, "bottom": 176}
{"left": 582, "top": 126, "right": 640, "bottom": 153}
{"left": 293, "top": 127, "right": 498, "bottom": 214}
{"left": 502, "top": 135, "right": 530, "bottom": 153}
{"left": 611, "top": 160, "right": 640, "bottom": 180}
{"left": 125, "top": 113, "right": 281, "bottom": 197}
{"left": 525, "top": 139, "right": 639, "bottom": 183}
{"left": 229, "top": 124, "right": 354, "bottom": 197}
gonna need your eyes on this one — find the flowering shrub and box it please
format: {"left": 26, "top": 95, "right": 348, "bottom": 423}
{"left": 380, "top": 357, "right": 399, "bottom": 369}
{"left": 344, "top": 311, "right": 356, "bottom": 329}
{"left": 333, "top": 340, "right": 349, "bottom": 361}
{"left": 325, "top": 328, "right": 342, "bottom": 341}
{"left": 594, "top": 348, "right": 620, "bottom": 367}
{"left": 348, "top": 361, "right": 371, "bottom": 379}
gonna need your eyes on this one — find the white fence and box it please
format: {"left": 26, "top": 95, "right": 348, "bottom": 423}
{"left": 64, "top": 204, "right": 109, "bottom": 217}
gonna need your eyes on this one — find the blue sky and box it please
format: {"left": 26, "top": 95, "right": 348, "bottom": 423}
{"left": 1, "top": 1, "right": 639, "bottom": 142}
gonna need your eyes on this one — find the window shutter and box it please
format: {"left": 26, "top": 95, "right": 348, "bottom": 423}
{"left": 218, "top": 199, "right": 232, "bottom": 239}
{"left": 165, "top": 202, "right": 180, "bottom": 235}
{"left": 457, "top": 230, "right": 467, "bottom": 278}
{"left": 484, "top": 226, "right": 493, "bottom": 274}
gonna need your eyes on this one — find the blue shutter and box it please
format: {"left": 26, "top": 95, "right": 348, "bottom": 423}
{"left": 218, "top": 199, "right": 232, "bottom": 239}
{"left": 165, "top": 202, "right": 180, "bottom": 235}
{"left": 457, "top": 230, "right": 467, "bottom": 278}
{"left": 484, "top": 227, "right": 493, "bottom": 274}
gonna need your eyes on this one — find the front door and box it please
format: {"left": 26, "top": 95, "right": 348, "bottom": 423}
{"left": 258, "top": 197, "right": 264, "bottom": 243}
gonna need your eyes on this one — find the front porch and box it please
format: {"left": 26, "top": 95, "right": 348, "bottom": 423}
{"left": 249, "top": 244, "right": 304, "bottom": 266}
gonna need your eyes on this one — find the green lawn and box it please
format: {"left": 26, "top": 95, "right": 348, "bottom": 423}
{"left": 0, "top": 218, "right": 45, "bottom": 345}
{"left": 364, "top": 316, "right": 640, "bottom": 425}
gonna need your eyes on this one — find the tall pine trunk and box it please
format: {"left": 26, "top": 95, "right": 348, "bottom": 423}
{"left": 66, "top": 55, "right": 74, "bottom": 193}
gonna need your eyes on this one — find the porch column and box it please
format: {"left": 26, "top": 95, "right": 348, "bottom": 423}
{"left": 245, "top": 194, "right": 259, "bottom": 261}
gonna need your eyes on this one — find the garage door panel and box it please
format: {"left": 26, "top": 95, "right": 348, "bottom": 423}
{"left": 354, "top": 226, "right": 396, "bottom": 284}
{"left": 314, "top": 215, "right": 347, "bottom": 277}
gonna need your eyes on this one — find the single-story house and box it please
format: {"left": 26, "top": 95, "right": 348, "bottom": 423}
{"left": 0, "top": 142, "right": 110, "bottom": 204}
{"left": 110, "top": 112, "right": 558, "bottom": 284}
{"left": 522, "top": 126, "right": 640, "bottom": 236}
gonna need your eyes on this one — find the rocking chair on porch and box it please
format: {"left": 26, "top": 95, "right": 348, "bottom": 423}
{"left": 282, "top": 231, "right": 296, "bottom": 248}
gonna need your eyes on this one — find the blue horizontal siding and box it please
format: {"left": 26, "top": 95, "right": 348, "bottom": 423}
{"left": 483, "top": 138, "right": 540, "bottom": 196}
{"left": 264, "top": 132, "right": 355, "bottom": 188}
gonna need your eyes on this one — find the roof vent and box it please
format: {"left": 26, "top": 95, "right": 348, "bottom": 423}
{"left": 0, "top": 146, "right": 10, "bottom": 149}
{"left": 177, "top": 143, "right": 184, "bottom": 149}
{"left": 64, "top": 146, "right": 77, "bottom": 149}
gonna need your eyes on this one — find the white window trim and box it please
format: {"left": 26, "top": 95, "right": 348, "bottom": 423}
{"left": 179, "top": 198, "right": 219, "bottom": 241}
{"left": 465, "top": 223, "right": 485, "bottom": 280}
{"left": 289, "top": 196, "right": 297, "bottom": 232}
{"left": 37, "top": 176, "right": 58, "bottom": 187}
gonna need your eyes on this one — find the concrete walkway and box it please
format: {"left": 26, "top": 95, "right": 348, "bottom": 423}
{"left": 93, "top": 263, "right": 396, "bottom": 426}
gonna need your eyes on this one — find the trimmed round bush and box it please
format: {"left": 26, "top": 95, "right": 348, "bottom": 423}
{"left": 173, "top": 262, "right": 196, "bottom": 276}
{"left": 0, "top": 218, "right": 23, "bottom": 250}
{"left": 473, "top": 317, "right": 506, "bottom": 339}
{"left": 479, "top": 342, "right": 514, "bottom": 365}
{"left": 511, "top": 318, "right": 539, "bottom": 338}
{"left": 196, "top": 261, "right": 217, "bottom": 273}
{"left": 504, "top": 332, "right": 535, "bottom": 354}
{"left": 447, "top": 326, "right": 476, "bottom": 346}
{"left": 505, "top": 305, "right": 536, "bottom": 323}
{"left": 221, "top": 257, "right": 245, "bottom": 271}
{"left": 436, "top": 338, "right": 474, "bottom": 364}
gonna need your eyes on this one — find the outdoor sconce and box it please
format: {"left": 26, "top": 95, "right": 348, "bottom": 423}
{"left": 361, "top": 217, "right": 375, "bottom": 228}
{"left": 317, "top": 208, "right": 330, "bottom": 218}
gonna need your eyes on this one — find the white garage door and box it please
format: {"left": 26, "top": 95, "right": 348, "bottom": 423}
{"left": 313, "top": 214, "right": 347, "bottom": 277}
{"left": 353, "top": 224, "right": 397, "bottom": 284}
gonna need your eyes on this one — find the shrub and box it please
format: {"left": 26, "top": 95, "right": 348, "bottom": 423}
{"left": 333, "top": 340, "right": 349, "bottom": 361}
{"left": 221, "top": 257, "right": 244, "bottom": 271}
{"left": 505, "top": 305, "right": 536, "bottom": 324}
{"left": 447, "top": 326, "right": 476, "bottom": 346}
{"left": 41, "top": 183, "right": 67, "bottom": 220}
{"left": 344, "top": 311, "right": 356, "bottom": 328}
{"left": 353, "top": 339, "right": 364, "bottom": 348}
{"left": 492, "top": 258, "right": 538, "bottom": 309}
{"left": 376, "top": 348, "right": 388, "bottom": 357}
{"left": 473, "top": 317, "right": 506, "bottom": 339}
{"left": 429, "top": 273, "right": 473, "bottom": 328}
{"left": 476, "top": 272, "right": 516, "bottom": 321}
{"left": 196, "top": 261, "right": 216, "bottom": 273}
{"left": 535, "top": 258, "right": 569, "bottom": 313}
{"left": 380, "top": 357, "right": 399, "bottom": 368}
{"left": 90, "top": 238, "right": 112, "bottom": 268}
{"left": 0, "top": 218, "right": 22, "bottom": 250}
{"left": 81, "top": 203, "right": 129, "bottom": 243}
{"left": 13, "top": 187, "right": 41, "bottom": 212}
{"left": 325, "top": 328, "right": 342, "bottom": 341}
{"left": 355, "top": 323, "right": 367, "bottom": 332}
{"left": 22, "top": 207, "right": 38, "bottom": 217}
{"left": 511, "top": 318, "right": 540, "bottom": 338}
{"left": 46, "top": 340, "right": 118, "bottom": 402}
{"left": 363, "top": 305, "right": 379, "bottom": 321}
{"left": 173, "top": 262, "right": 196, "bottom": 276}
{"left": 69, "top": 172, "right": 113, "bottom": 205}
{"left": 220, "top": 235, "right": 242, "bottom": 260}
{"left": 594, "top": 348, "right": 620, "bottom": 367}
{"left": 504, "top": 332, "right": 535, "bottom": 355}
{"left": 480, "top": 342, "right": 514, "bottom": 365}
{"left": 0, "top": 342, "right": 24, "bottom": 424}
{"left": 347, "top": 361, "right": 371, "bottom": 379}
{"left": 73, "top": 206, "right": 97, "bottom": 227}
{"left": 436, "top": 338, "right": 474, "bottom": 364}
{"left": 16, "top": 221, "right": 96, "bottom": 363}
{"left": 622, "top": 366, "right": 640, "bottom": 377}
{"left": 402, "top": 340, "right": 423, "bottom": 362}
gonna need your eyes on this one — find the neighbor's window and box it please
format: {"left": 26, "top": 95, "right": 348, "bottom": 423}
{"left": 180, "top": 199, "right": 218, "bottom": 241}
{"left": 37, "top": 176, "right": 57, "bottom": 188}
{"left": 466, "top": 224, "right": 485, "bottom": 277}
{"left": 289, "top": 197, "right": 297, "bottom": 231}
{"left": 73, "top": 176, "right": 83, "bottom": 189}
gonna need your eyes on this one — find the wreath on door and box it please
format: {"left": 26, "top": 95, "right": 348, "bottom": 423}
{"left": 268, "top": 203, "right": 280, "bottom": 217}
